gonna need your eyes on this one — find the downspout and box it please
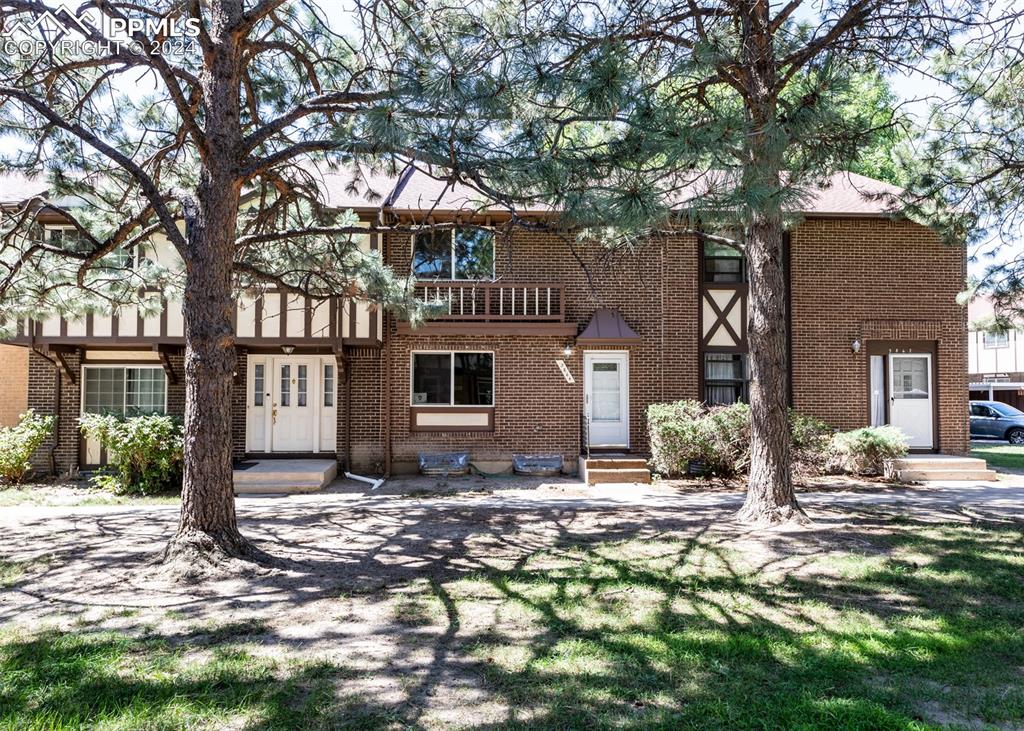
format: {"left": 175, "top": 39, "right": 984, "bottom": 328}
{"left": 31, "top": 344, "right": 61, "bottom": 477}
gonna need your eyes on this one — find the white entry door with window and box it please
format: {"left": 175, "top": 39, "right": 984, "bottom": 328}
{"left": 247, "top": 355, "right": 337, "bottom": 453}
{"left": 271, "top": 358, "right": 317, "bottom": 452}
{"left": 888, "top": 353, "right": 934, "bottom": 449}
{"left": 584, "top": 352, "right": 629, "bottom": 448}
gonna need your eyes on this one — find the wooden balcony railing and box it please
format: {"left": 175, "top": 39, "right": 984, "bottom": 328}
{"left": 416, "top": 281, "right": 565, "bottom": 322}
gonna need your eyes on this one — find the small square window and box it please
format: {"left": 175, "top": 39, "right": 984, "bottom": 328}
{"left": 703, "top": 353, "right": 749, "bottom": 405}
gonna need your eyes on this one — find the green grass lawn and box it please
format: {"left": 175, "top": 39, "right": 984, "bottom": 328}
{"left": 972, "top": 442, "right": 1024, "bottom": 471}
{"left": 2, "top": 521, "right": 1024, "bottom": 729}
{"left": 0, "top": 484, "right": 179, "bottom": 508}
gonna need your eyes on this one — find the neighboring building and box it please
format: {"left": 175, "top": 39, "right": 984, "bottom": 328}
{"left": 0, "top": 344, "right": 28, "bottom": 427}
{"left": 968, "top": 296, "right": 1024, "bottom": 411}
{"left": 2, "top": 169, "right": 969, "bottom": 475}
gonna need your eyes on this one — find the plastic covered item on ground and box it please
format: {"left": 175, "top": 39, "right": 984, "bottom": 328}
{"left": 512, "top": 453, "right": 564, "bottom": 477}
{"left": 419, "top": 452, "right": 471, "bottom": 476}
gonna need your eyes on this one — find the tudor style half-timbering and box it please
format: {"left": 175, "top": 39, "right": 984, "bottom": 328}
{"left": 2, "top": 168, "right": 969, "bottom": 477}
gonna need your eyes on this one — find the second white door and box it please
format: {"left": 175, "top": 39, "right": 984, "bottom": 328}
{"left": 888, "top": 353, "right": 933, "bottom": 449}
{"left": 584, "top": 352, "right": 629, "bottom": 448}
{"left": 271, "top": 357, "right": 317, "bottom": 452}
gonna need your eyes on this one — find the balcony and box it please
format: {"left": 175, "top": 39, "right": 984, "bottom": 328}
{"left": 399, "top": 281, "right": 577, "bottom": 336}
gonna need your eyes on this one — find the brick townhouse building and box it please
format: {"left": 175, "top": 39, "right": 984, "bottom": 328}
{"left": 1, "top": 167, "right": 969, "bottom": 478}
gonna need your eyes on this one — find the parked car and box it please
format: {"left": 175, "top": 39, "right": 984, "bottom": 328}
{"left": 969, "top": 400, "right": 1024, "bottom": 444}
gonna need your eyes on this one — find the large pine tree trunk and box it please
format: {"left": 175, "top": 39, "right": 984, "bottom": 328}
{"left": 735, "top": 0, "right": 806, "bottom": 525}
{"left": 163, "top": 0, "right": 256, "bottom": 568}
{"left": 737, "top": 211, "right": 805, "bottom": 524}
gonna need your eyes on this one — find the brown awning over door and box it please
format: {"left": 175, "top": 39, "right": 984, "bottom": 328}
{"left": 577, "top": 309, "right": 642, "bottom": 345}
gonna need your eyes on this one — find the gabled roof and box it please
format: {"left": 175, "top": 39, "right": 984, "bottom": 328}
{"left": 0, "top": 165, "right": 905, "bottom": 219}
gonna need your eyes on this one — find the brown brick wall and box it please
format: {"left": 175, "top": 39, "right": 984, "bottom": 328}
{"left": 28, "top": 350, "right": 186, "bottom": 475}
{"left": 232, "top": 348, "right": 248, "bottom": 460}
{"left": 384, "top": 229, "right": 702, "bottom": 464}
{"left": 0, "top": 344, "right": 28, "bottom": 427}
{"left": 790, "top": 218, "right": 969, "bottom": 453}
{"left": 27, "top": 349, "right": 80, "bottom": 474}
{"left": 346, "top": 347, "right": 384, "bottom": 473}
{"left": 19, "top": 217, "right": 968, "bottom": 471}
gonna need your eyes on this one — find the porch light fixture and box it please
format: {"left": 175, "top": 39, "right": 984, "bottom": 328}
{"left": 851, "top": 339, "right": 862, "bottom": 354}
{"left": 562, "top": 344, "right": 575, "bottom": 358}
{"left": 281, "top": 344, "right": 295, "bottom": 355}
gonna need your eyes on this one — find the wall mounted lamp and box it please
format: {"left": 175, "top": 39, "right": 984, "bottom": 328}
{"left": 562, "top": 344, "right": 575, "bottom": 358}
{"left": 851, "top": 339, "right": 862, "bottom": 354}
{"left": 281, "top": 344, "right": 295, "bottom": 355}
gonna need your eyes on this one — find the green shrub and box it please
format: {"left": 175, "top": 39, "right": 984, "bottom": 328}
{"left": 647, "top": 400, "right": 752, "bottom": 478}
{"left": 647, "top": 400, "right": 706, "bottom": 476}
{"left": 790, "top": 412, "right": 834, "bottom": 477}
{"left": 79, "top": 413, "right": 184, "bottom": 495}
{"left": 828, "top": 426, "right": 909, "bottom": 476}
{"left": 0, "top": 410, "right": 55, "bottom": 484}
{"left": 647, "top": 400, "right": 833, "bottom": 479}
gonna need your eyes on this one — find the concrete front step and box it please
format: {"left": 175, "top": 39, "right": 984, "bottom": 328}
{"left": 586, "top": 458, "right": 649, "bottom": 470}
{"left": 890, "top": 455, "right": 997, "bottom": 482}
{"left": 586, "top": 468, "right": 653, "bottom": 485}
{"left": 896, "top": 469, "right": 999, "bottom": 482}
{"left": 233, "top": 459, "right": 338, "bottom": 494}
{"left": 891, "top": 456, "right": 988, "bottom": 471}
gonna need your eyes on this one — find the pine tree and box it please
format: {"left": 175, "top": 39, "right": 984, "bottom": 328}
{"left": 435, "top": 0, "right": 991, "bottom": 524}
{"left": 0, "top": 0, "right": 511, "bottom": 572}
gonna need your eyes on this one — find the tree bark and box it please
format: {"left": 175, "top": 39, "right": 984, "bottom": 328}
{"left": 735, "top": 0, "right": 807, "bottom": 525}
{"left": 163, "top": 0, "right": 258, "bottom": 568}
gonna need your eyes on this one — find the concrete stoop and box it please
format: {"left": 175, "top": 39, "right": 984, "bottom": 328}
{"left": 580, "top": 457, "right": 652, "bottom": 485}
{"left": 233, "top": 459, "right": 338, "bottom": 494}
{"left": 889, "top": 455, "right": 997, "bottom": 483}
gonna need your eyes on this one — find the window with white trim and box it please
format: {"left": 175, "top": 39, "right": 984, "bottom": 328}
{"left": 83, "top": 366, "right": 167, "bottom": 416}
{"left": 413, "top": 228, "right": 494, "bottom": 280}
{"left": 412, "top": 352, "right": 493, "bottom": 406}
{"left": 983, "top": 331, "right": 1010, "bottom": 349}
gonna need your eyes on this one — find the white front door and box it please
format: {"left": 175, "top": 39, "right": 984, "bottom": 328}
{"left": 271, "top": 357, "right": 317, "bottom": 452}
{"left": 584, "top": 352, "right": 629, "bottom": 448}
{"left": 889, "top": 353, "right": 933, "bottom": 449}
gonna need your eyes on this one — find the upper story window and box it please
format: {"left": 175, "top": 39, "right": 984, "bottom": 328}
{"left": 412, "top": 351, "right": 494, "bottom": 406}
{"left": 982, "top": 331, "right": 1010, "bottom": 349}
{"left": 47, "top": 226, "right": 133, "bottom": 269}
{"left": 702, "top": 237, "right": 746, "bottom": 283}
{"left": 413, "top": 228, "right": 494, "bottom": 280}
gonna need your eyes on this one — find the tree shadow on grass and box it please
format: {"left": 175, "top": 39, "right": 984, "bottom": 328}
{"left": 434, "top": 519, "right": 1024, "bottom": 730}
{"left": 0, "top": 623, "right": 409, "bottom": 730}
{"left": 3, "top": 497, "right": 1024, "bottom": 729}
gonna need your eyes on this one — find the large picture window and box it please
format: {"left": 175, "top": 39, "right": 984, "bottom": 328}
{"left": 703, "top": 353, "right": 749, "bottom": 406}
{"left": 412, "top": 352, "right": 494, "bottom": 406}
{"left": 413, "top": 229, "right": 494, "bottom": 280}
{"left": 83, "top": 366, "right": 167, "bottom": 416}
